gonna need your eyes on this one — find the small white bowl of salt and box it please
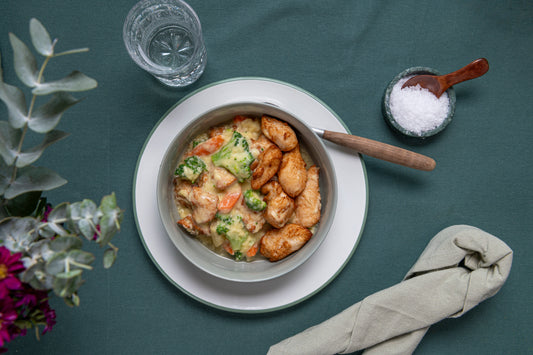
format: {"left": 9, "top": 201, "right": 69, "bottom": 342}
{"left": 382, "top": 67, "right": 456, "bottom": 140}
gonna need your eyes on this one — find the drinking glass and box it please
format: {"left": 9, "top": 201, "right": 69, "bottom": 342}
{"left": 123, "top": 0, "right": 207, "bottom": 87}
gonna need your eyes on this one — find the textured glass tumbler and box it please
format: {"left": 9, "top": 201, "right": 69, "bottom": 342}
{"left": 123, "top": 0, "right": 207, "bottom": 87}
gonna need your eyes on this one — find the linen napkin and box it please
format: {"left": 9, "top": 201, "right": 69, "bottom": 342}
{"left": 268, "top": 225, "right": 513, "bottom": 355}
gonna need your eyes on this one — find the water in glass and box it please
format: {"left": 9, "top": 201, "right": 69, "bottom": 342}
{"left": 123, "top": 0, "right": 206, "bottom": 87}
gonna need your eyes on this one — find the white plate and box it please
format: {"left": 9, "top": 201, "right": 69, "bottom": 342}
{"left": 133, "top": 77, "right": 368, "bottom": 313}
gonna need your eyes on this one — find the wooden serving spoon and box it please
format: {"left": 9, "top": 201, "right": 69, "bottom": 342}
{"left": 312, "top": 128, "right": 436, "bottom": 171}
{"left": 401, "top": 58, "right": 489, "bottom": 98}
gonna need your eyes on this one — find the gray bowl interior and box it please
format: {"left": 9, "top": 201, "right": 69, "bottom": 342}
{"left": 157, "top": 102, "right": 337, "bottom": 282}
{"left": 382, "top": 66, "right": 457, "bottom": 139}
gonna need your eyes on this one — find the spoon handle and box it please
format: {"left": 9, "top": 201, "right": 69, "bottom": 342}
{"left": 321, "top": 130, "right": 436, "bottom": 171}
{"left": 440, "top": 58, "right": 489, "bottom": 91}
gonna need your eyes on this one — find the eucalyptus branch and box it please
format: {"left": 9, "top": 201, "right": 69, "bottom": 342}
{"left": 10, "top": 55, "right": 48, "bottom": 183}
{"left": 0, "top": 19, "right": 98, "bottom": 221}
{"left": 0, "top": 19, "right": 122, "bottom": 350}
{"left": 0, "top": 18, "right": 121, "bottom": 305}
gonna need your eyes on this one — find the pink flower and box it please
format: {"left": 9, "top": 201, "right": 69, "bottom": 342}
{"left": 0, "top": 247, "right": 24, "bottom": 299}
{"left": 93, "top": 225, "right": 101, "bottom": 241}
{"left": 12, "top": 284, "right": 56, "bottom": 336}
{"left": 0, "top": 298, "right": 18, "bottom": 347}
{"left": 40, "top": 204, "right": 53, "bottom": 222}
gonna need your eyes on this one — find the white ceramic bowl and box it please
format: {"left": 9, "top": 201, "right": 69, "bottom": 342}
{"left": 157, "top": 102, "right": 337, "bottom": 282}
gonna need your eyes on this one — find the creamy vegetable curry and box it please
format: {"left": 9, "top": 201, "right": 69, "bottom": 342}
{"left": 173, "top": 115, "right": 321, "bottom": 262}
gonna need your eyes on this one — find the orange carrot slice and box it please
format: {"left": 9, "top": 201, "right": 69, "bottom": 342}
{"left": 223, "top": 243, "right": 234, "bottom": 255}
{"left": 246, "top": 243, "right": 259, "bottom": 258}
{"left": 188, "top": 135, "right": 225, "bottom": 156}
{"left": 217, "top": 191, "right": 242, "bottom": 214}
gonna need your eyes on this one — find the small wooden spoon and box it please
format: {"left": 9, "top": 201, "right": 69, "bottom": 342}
{"left": 402, "top": 58, "right": 489, "bottom": 98}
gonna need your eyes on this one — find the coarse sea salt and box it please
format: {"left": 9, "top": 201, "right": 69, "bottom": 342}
{"left": 389, "top": 75, "right": 450, "bottom": 135}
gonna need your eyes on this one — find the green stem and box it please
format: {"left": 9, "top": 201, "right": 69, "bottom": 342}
{"left": 69, "top": 260, "right": 93, "bottom": 270}
{"left": 9, "top": 54, "right": 52, "bottom": 186}
{"left": 34, "top": 325, "right": 40, "bottom": 341}
{"left": 108, "top": 242, "right": 119, "bottom": 252}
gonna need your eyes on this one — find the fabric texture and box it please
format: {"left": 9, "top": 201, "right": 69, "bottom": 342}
{"left": 268, "top": 225, "right": 513, "bottom": 355}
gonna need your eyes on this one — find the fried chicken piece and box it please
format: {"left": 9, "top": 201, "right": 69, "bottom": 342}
{"left": 261, "top": 115, "right": 298, "bottom": 152}
{"left": 177, "top": 216, "right": 209, "bottom": 236}
{"left": 190, "top": 187, "right": 219, "bottom": 224}
{"left": 196, "top": 171, "right": 209, "bottom": 188}
{"left": 261, "top": 181, "right": 295, "bottom": 229}
{"left": 291, "top": 165, "right": 321, "bottom": 228}
{"left": 260, "top": 223, "right": 313, "bottom": 262}
{"left": 236, "top": 201, "right": 266, "bottom": 233}
{"left": 212, "top": 167, "right": 237, "bottom": 190}
{"left": 278, "top": 145, "right": 307, "bottom": 197}
{"left": 174, "top": 179, "right": 193, "bottom": 208}
{"left": 251, "top": 145, "right": 282, "bottom": 190}
{"left": 251, "top": 134, "right": 276, "bottom": 155}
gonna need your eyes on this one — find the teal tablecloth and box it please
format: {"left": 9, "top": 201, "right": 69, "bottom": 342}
{"left": 2, "top": 1, "right": 532, "bottom": 354}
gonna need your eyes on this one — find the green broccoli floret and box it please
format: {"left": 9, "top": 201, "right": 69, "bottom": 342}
{"left": 233, "top": 251, "right": 244, "bottom": 261}
{"left": 175, "top": 155, "right": 206, "bottom": 183}
{"left": 211, "top": 131, "right": 254, "bottom": 182}
{"left": 244, "top": 190, "right": 267, "bottom": 212}
{"left": 215, "top": 213, "right": 249, "bottom": 252}
{"left": 215, "top": 213, "right": 233, "bottom": 235}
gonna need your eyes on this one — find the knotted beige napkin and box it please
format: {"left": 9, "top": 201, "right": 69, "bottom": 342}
{"left": 268, "top": 225, "right": 513, "bottom": 355}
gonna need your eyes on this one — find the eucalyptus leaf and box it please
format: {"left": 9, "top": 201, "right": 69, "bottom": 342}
{"left": 68, "top": 199, "right": 98, "bottom": 240}
{"left": 32, "top": 71, "right": 97, "bottom": 95}
{"left": 103, "top": 248, "right": 117, "bottom": 269}
{"left": 29, "top": 92, "right": 79, "bottom": 133}
{"left": 0, "top": 217, "right": 39, "bottom": 252}
{"left": 50, "top": 235, "right": 82, "bottom": 252}
{"left": 41, "top": 202, "right": 68, "bottom": 237}
{"left": 9, "top": 33, "right": 39, "bottom": 87}
{"left": 45, "top": 250, "right": 67, "bottom": 275}
{"left": 46, "top": 249, "right": 94, "bottom": 276}
{"left": 4, "top": 165, "right": 67, "bottom": 199}
{"left": 99, "top": 192, "right": 118, "bottom": 213}
{"left": 38, "top": 224, "right": 56, "bottom": 239}
{"left": 0, "top": 159, "right": 10, "bottom": 195}
{"left": 23, "top": 263, "right": 54, "bottom": 290}
{"left": 77, "top": 219, "right": 95, "bottom": 240}
{"left": 29, "top": 18, "right": 54, "bottom": 56}
{"left": 52, "top": 271, "right": 83, "bottom": 298}
{"left": 97, "top": 214, "right": 117, "bottom": 246}
{"left": 67, "top": 249, "right": 95, "bottom": 267}
{"left": 26, "top": 238, "right": 53, "bottom": 263}
{"left": 0, "top": 121, "right": 20, "bottom": 165}
{"left": 17, "top": 130, "right": 70, "bottom": 167}
{"left": 56, "top": 269, "right": 83, "bottom": 279}
{"left": 0, "top": 71, "right": 28, "bottom": 128}
{"left": 0, "top": 207, "right": 8, "bottom": 221}
{"left": 97, "top": 193, "right": 122, "bottom": 246}
{"left": 20, "top": 262, "right": 38, "bottom": 282}
{"left": 71, "top": 292, "right": 80, "bottom": 307}
{"left": 4, "top": 191, "right": 42, "bottom": 217}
